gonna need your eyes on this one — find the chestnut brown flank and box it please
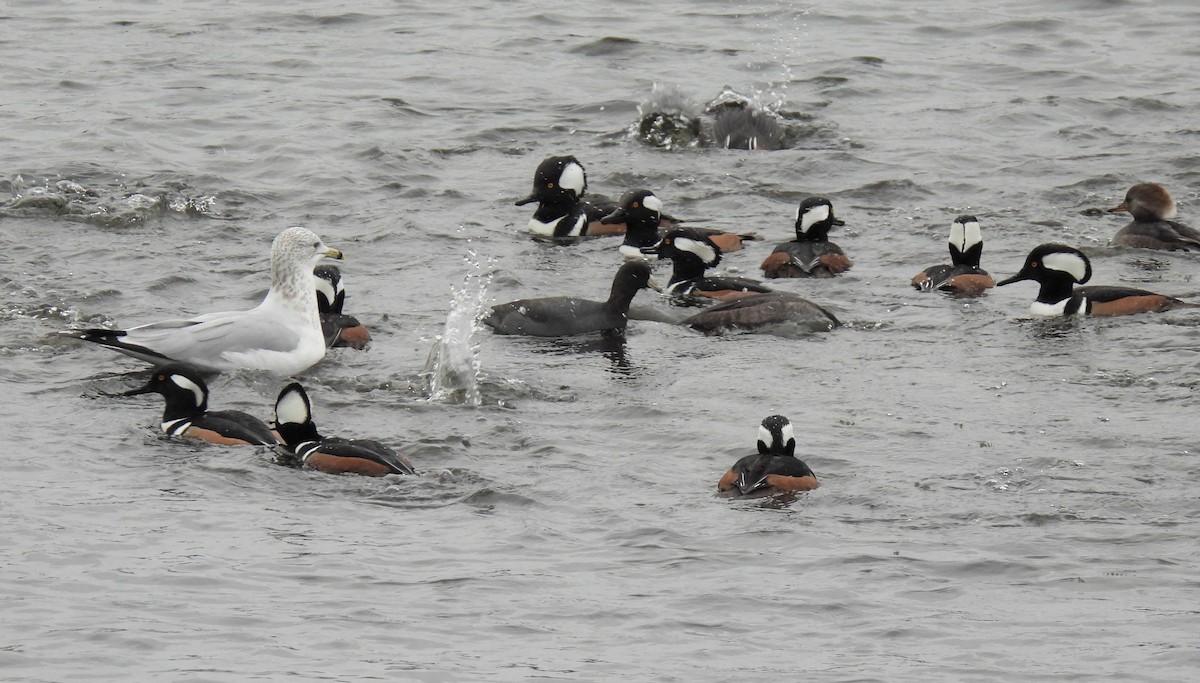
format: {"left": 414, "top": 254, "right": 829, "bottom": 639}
{"left": 185, "top": 427, "right": 259, "bottom": 446}
{"left": 763, "top": 474, "right": 819, "bottom": 491}
{"left": 717, "top": 469, "right": 738, "bottom": 491}
{"left": 305, "top": 452, "right": 395, "bottom": 477}
{"left": 760, "top": 252, "right": 790, "bottom": 272}
{"left": 708, "top": 233, "right": 745, "bottom": 253}
{"left": 338, "top": 326, "right": 372, "bottom": 350}
{"left": 585, "top": 220, "right": 625, "bottom": 236}
{"left": 1088, "top": 295, "right": 1177, "bottom": 316}
{"left": 943, "top": 273, "right": 995, "bottom": 295}
{"left": 818, "top": 253, "right": 852, "bottom": 273}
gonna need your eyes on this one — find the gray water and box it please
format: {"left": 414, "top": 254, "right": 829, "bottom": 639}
{"left": 3, "top": 1, "right": 1200, "bottom": 680}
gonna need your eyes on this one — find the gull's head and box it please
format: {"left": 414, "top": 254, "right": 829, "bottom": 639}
{"left": 273, "top": 227, "right": 344, "bottom": 271}
{"left": 269, "top": 227, "right": 343, "bottom": 310}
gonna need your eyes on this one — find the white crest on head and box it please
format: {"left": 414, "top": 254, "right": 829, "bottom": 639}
{"left": 758, "top": 419, "right": 795, "bottom": 450}
{"left": 314, "top": 275, "right": 338, "bottom": 304}
{"left": 799, "top": 203, "right": 831, "bottom": 233}
{"left": 642, "top": 194, "right": 663, "bottom": 213}
{"left": 559, "top": 162, "right": 586, "bottom": 197}
{"left": 1042, "top": 251, "right": 1088, "bottom": 281}
{"left": 274, "top": 386, "right": 312, "bottom": 426}
{"left": 949, "top": 219, "right": 982, "bottom": 252}
{"left": 674, "top": 236, "right": 717, "bottom": 265}
{"left": 169, "top": 374, "right": 206, "bottom": 408}
{"left": 779, "top": 420, "right": 795, "bottom": 446}
{"left": 757, "top": 422, "right": 772, "bottom": 447}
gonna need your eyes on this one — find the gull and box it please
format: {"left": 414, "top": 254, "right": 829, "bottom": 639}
{"left": 60, "top": 227, "right": 343, "bottom": 375}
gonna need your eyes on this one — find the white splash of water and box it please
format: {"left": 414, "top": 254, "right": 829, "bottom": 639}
{"left": 423, "top": 245, "right": 493, "bottom": 406}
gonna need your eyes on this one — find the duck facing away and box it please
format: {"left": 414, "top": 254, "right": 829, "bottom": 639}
{"left": 718, "top": 415, "right": 819, "bottom": 497}
{"left": 760, "top": 196, "right": 852, "bottom": 278}
{"left": 123, "top": 362, "right": 279, "bottom": 446}
{"left": 314, "top": 265, "right": 371, "bottom": 350}
{"left": 61, "top": 227, "right": 343, "bottom": 374}
{"left": 640, "top": 228, "right": 772, "bottom": 303}
{"left": 1109, "top": 183, "right": 1200, "bottom": 251}
{"left": 274, "top": 383, "right": 415, "bottom": 477}
{"left": 484, "top": 261, "right": 658, "bottom": 337}
{"left": 911, "top": 215, "right": 995, "bottom": 295}
{"left": 997, "top": 243, "right": 1197, "bottom": 316}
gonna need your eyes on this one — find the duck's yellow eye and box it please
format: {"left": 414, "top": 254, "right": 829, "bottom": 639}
{"left": 1031, "top": 261, "right": 1039, "bottom": 268}
{"left": 156, "top": 374, "right": 165, "bottom": 381}
{"left": 547, "top": 182, "right": 555, "bottom": 189}
{"left": 633, "top": 202, "right": 640, "bottom": 209}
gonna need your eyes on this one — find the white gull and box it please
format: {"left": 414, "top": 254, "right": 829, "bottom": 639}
{"left": 60, "top": 227, "right": 344, "bottom": 375}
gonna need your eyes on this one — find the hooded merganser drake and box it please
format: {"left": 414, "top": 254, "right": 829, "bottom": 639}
{"left": 314, "top": 265, "right": 371, "bottom": 350}
{"left": 273, "top": 382, "right": 415, "bottom": 477}
{"left": 1108, "top": 183, "right": 1200, "bottom": 251}
{"left": 484, "top": 261, "right": 659, "bottom": 336}
{"left": 718, "top": 415, "right": 818, "bottom": 496}
{"left": 123, "top": 363, "right": 279, "bottom": 446}
{"left": 760, "top": 196, "right": 852, "bottom": 278}
{"left": 911, "top": 215, "right": 995, "bottom": 295}
{"left": 60, "top": 227, "right": 343, "bottom": 374}
{"left": 640, "top": 228, "right": 772, "bottom": 303}
{"left": 997, "top": 243, "right": 1197, "bottom": 316}
{"left": 602, "top": 188, "right": 758, "bottom": 258}
{"left": 682, "top": 291, "right": 840, "bottom": 335}
{"left": 515, "top": 155, "right": 624, "bottom": 238}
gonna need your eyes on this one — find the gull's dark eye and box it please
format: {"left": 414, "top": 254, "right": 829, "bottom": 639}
{"left": 312, "top": 241, "right": 320, "bottom": 248}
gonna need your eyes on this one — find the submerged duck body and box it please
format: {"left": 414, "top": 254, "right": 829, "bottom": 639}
{"left": 912, "top": 215, "right": 995, "bottom": 295}
{"left": 761, "top": 196, "right": 852, "bottom": 278}
{"left": 274, "top": 383, "right": 415, "bottom": 477}
{"left": 718, "top": 415, "right": 819, "bottom": 497}
{"left": 641, "top": 228, "right": 772, "bottom": 303}
{"left": 711, "top": 107, "right": 784, "bottom": 151}
{"left": 997, "top": 243, "right": 1197, "bottom": 316}
{"left": 123, "top": 363, "right": 279, "bottom": 446}
{"left": 484, "top": 261, "right": 657, "bottom": 336}
{"left": 683, "top": 291, "right": 840, "bottom": 335}
{"left": 1109, "top": 183, "right": 1200, "bottom": 251}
